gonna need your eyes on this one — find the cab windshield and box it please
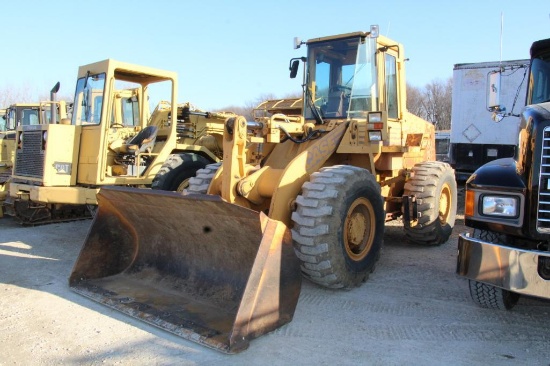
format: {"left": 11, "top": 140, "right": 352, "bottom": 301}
{"left": 6, "top": 107, "right": 40, "bottom": 129}
{"left": 0, "top": 112, "right": 6, "bottom": 131}
{"left": 72, "top": 73, "right": 106, "bottom": 125}
{"left": 305, "top": 35, "right": 378, "bottom": 119}
{"left": 529, "top": 52, "right": 550, "bottom": 104}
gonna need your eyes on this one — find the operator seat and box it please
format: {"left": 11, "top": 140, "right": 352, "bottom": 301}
{"left": 323, "top": 91, "right": 344, "bottom": 117}
{"left": 119, "top": 125, "right": 159, "bottom": 154}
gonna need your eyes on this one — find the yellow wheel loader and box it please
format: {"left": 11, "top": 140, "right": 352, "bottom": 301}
{"left": 70, "top": 29, "right": 457, "bottom": 353}
{"left": 5, "top": 60, "right": 232, "bottom": 224}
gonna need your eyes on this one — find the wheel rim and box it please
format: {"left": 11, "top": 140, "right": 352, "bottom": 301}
{"left": 439, "top": 182, "right": 452, "bottom": 224}
{"left": 176, "top": 178, "right": 190, "bottom": 193}
{"left": 343, "top": 197, "right": 375, "bottom": 262}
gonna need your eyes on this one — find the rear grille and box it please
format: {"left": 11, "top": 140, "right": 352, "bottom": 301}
{"left": 14, "top": 131, "right": 44, "bottom": 178}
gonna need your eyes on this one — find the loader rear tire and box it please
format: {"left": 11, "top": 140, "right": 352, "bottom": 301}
{"left": 403, "top": 161, "right": 457, "bottom": 246}
{"left": 186, "top": 162, "right": 222, "bottom": 194}
{"left": 151, "top": 154, "right": 210, "bottom": 193}
{"left": 291, "top": 165, "right": 384, "bottom": 289}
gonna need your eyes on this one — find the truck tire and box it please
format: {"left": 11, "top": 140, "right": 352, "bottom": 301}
{"left": 186, "top": 162, "right": 222, "bottom": 194}
{"left": 291, "top": 165, "right": 385, "bottom": 289}
{"left": 468, "top": 280, "right": 519, "bottom": 310}
{"left": 403, "top": 161, "right": 457, "bottom": 245}
{"left": 467, "top": 229, "right": 520, "bottom": 310}
{"left": 151, "top": 154, "right": 210, "bottom": 193}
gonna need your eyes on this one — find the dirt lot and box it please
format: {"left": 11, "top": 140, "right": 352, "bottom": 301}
{"left": 1, "top": 185, "right": 549, "bottom": 365}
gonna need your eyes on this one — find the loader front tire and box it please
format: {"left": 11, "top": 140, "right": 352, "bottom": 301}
{"left": 151, "top": 153, "right": 210, "bottom": 192}
{"left": 291, "top": 165, "right": 384, "bottom": 289}
{"left": 186, "top": 162, "right": 222, "bottom": 194}
{"left": 403, "top": 161, "right": 457, "bottom": 246}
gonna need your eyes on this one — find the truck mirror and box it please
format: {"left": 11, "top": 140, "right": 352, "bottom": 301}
{"left": 290, "top": 59, "right": 300, "bottom": 79}
{"left": 487, "top": 71, "right": 503, "bottom": 112}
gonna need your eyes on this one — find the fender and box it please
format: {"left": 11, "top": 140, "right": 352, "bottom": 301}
{"left": 466, "top": 158, "right": 526, "bottom": 191}
{"left": 269, "top": 121, "right": 349, "bottom": 225}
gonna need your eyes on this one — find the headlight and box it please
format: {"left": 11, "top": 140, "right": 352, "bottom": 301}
{"left": 368, "top": 131, "right": 382, "bottom": 142}
{"left": 368, "top": 112, "right": 382, "bottom": 123}
{"left": 481, "top": 195, "right": 519, "bottom": 218}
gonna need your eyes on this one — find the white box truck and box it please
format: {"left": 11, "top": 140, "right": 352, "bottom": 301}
{"left": 450, "top": 60, "right": 529, "bottom": 180}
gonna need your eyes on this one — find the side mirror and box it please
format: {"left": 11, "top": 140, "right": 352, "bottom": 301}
{"left": 487, "top": 71, "right": 504, "bottom": 112}
{"left": 289, "top": 59, "right": 300, "bottom": 79}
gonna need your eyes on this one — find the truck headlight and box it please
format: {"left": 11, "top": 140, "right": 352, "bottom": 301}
{"left": 481, "top": 195, "right": 519, "bottom": 218}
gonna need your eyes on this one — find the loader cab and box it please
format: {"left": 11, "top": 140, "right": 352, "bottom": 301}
{"left": 294, "top": 29, "right": 402, "bottom": 125}
{"left": 72, "top": 74, "right": 141, "bottom": 128}
{"left": 71, "top": 59, "right": 178, "bottom": 184}
{"left": 305, "top": 34, "right": 379, "bottom": 120}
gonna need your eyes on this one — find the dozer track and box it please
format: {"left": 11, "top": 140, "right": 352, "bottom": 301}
{"left": 4, "top": 198, "right": 93, "bottom": 226}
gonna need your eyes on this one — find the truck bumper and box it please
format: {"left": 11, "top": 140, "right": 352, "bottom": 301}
{"left": 457, "top": 233, "right": 550, "bottom": 299}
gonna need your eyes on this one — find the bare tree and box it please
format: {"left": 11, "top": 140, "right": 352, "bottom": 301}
{"left": 423, "top": 77, "right": 452, "bottom": 130}
{"left": 0, "top": 82, "right": 73, "bottom": 109}
{"left": 0, "top": 84, "right": 34, "bottom": 108}
{"left": 406, "top": 78, "right": 452, "bottom": 130}
{"left": 406, "top": 83, "right": 427, "bottom": 119}
{"left": 214, "top": 92, "right": 301, "bottom": 121}
{"left": 212, "top": 79, "right": 454, "bottom": 129}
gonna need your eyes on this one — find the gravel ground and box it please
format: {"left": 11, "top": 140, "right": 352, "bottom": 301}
{"left": 1, "top": 186, "right": 549, "bottom": 365}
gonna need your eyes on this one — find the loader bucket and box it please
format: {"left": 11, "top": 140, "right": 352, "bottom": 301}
{"left": 69, "top": 186, "right": 301, "bottom": 354}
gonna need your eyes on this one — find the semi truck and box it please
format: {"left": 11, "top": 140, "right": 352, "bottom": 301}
{"left": 457, "top": 38, "right": 550, "bottom": 309}
{"left": 450, "top": 60, "right": 529, "bottom": 180}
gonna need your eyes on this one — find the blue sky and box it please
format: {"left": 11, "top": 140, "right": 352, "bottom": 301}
{"left": 1, "top": 0, "right": 548, "bottom": 110}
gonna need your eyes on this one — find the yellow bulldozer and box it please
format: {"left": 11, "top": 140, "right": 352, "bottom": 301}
{"left": 5, "top": 59, "right": 232, "bottom": 224}
{"left": 0, "top": 83, "right": 69, "bottom": 216}
{"left": 70, "top": 29, "right": 457, "bottom": 353}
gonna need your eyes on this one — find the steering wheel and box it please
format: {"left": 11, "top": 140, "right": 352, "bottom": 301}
{"left": 330, "top": 85, "right": 352, "bottom": 93}
{"left": 110, "top": 122, "right": 125, "bottom": 128}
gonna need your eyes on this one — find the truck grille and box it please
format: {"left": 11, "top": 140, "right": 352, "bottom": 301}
{"left": 537, "top": 128, "right": 550, "bottom": 232}
{"left": 14, "top": 131, "right": 44, "bottom": 178}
